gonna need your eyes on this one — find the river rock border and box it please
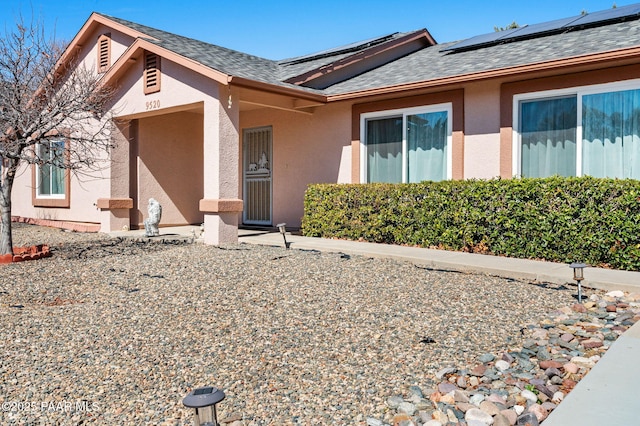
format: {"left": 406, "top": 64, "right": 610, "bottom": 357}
{"left": 367, "top": 290, "right": 640, "bottom": 426}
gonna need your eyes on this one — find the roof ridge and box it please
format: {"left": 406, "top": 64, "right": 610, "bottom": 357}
{"left": 97, "top": 13, "right": 278, "bottom": 65}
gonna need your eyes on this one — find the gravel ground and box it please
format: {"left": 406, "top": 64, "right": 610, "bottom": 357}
{"left": 0, "top": 223, "right": 577, "bottom": 425}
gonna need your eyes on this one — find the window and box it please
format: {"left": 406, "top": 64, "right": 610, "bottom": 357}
{"left": 514, "top": 80, "right": 640, "bottom": 179}
{"left": 144, "top": 52, "right": 161, "bottom": 94}
{"left": 36, "top": 140, "right": 66, "bottom": 198}
{"left": 361, "top": 104, "right": 452, "bottom": 183}
{"left": 97, "top": 33, "right": 111, "bottom": 73}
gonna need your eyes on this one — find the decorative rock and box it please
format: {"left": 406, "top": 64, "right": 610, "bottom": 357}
{"left": 438, "top": 382, "right": 458, "bottom": 394}
{"left": 435, "top": 367, "right": 456, "bottom": 380}
{"left": 500, "top": 409, "right": 517, "bottom": 425}
{"left": 470, "top": 394, "right": 485, "bottom": 406}
{"left": 392, "top": 413, "right": 413, "bottom": 425}
{"left": 432, "top": 410, "right": 448, "bottom": 423}
{"left": 572, "top": 303, "right": 587, "bottom": 313}
{"left": 471, "top": 364, "right": 487, "bottom": 377}
{"left": 521, "top": 389, "right": 538, "bottom": 404}
{"left": 387, "top": 395, "right": 404, "bottom": 409}
{"left": 423, "top": 421, "right": 443, "bottom": 426}
{"left": 551, "top": 392, "right": 564, "bottom": 403}
{"left": 465, "top": 408, "right": 494, "bottom": 425}
{"left": 457, "top": 375, "right": 468, "bottom": 388}
{"left": 606, "top": 290, "right": 625, "bottom": 298}
{"left": 493, "top": 413, "right": 512, "bottom": 426}
{"left": 366, "top": 418, "right": 384, "bottom": 426}
{"left": 538, "top": 360, "right": 563, "bottom": 369}
{"left": 398, "top": 402, "right": 417, "bottom": 416}
{"left": 513, "top": 405, "right": 525, "bottom": 416}
{"left": 479, "top": 353, "right": 496, "bottom": 363}
{"left": 562, "top": 362, "right": 579, "bottom": 374}
{"left": 453, "top": 389, "right": 469, "bottom": 402}
{"left": 495, "top": 360, "right": 511, "bottom": 372}
{"left": 516, "top": 412, "right": 539, "bottom": 426}
{"left": 480, "top": 400, "right": 501, "bottom": 416}
{"left": 527, "top": 404, "right": 548, "bottom": 422}
{"left": 487, "top": 394, "right": 506, "bottom": 405}
{"left": 440, "top": 393, "right": 455, "bottom": 405}
{"left": 571, "top": 356, "right": 596, "bottom": 368}
{"left": 582, "top": 338, "right": 603, "bottom": 349}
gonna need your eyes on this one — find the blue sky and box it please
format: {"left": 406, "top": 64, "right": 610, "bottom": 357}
{"left": 1, "top": 0, "right": 629, "bottom": 60}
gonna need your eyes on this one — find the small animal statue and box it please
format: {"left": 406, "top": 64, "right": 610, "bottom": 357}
{"left": 258, "top": 152, "right": 268, "bottom": 170}
{"left": 144, "top": 198, "right": 162, "bottom": 237}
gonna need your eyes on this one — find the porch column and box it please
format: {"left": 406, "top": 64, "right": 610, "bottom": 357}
{"left": 200, "top": 86, "right": 243, "bottom": 244}
{"left": 98, "top": 120, "right": 133, "bottom": 232}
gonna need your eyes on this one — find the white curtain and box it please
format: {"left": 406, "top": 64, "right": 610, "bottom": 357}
{"left": 520, "top": 96, "right": 577, "bottom": 177}
{"left": 407, "top": 111, "right": 448, "bottom": 182}
{"left": 366, "top": 117, "right": 403, "bottom": 183}
{"left": 583, "top": 89, "right": 640, "bottom": 179}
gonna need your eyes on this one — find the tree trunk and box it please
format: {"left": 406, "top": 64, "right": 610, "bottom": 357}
{"left": 0, "top": 162, "right": 16, "bottom": 255}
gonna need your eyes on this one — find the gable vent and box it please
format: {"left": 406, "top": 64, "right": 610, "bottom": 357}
{"left": 144, "top": 52, "right": 161, "bottom": 94}
{"left": 97, "top": 34, "right": 110, "bottom": 73}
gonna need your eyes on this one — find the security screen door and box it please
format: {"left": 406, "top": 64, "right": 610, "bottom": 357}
{"left": 243, "top": 126, "right": 272, "bottom": 225}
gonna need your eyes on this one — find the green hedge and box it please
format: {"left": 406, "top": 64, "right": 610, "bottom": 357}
{"left": 302, "top": 177, "right": 640, "bottom": 271}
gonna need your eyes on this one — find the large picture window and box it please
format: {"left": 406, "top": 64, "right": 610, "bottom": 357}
{"left": 362, "top": 104, "right": 452, "bottom": 183}
{"left": 514, "top": 80, "right": 640, "bottom": 179}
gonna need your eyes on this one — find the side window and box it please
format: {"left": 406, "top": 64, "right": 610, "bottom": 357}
{"left": 363, "top": 105, "right": 452, "bottom": 183}
{"left": 144, "top": 52, "right": 161, "bottom": 94}
{"left": 515, "top": 82, "right": 640, "bottom": 179}
{"left": 33, "top": 139, "right": 70, "bottom": 208}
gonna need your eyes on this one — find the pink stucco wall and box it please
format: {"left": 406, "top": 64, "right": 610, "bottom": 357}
{"left": 463, "top": 81, "right": 502, "bottom": 179}
{"left": 240, "top": 102, "right": 353, "bottom": 227}
{"left": 135, "top": 111, "right": 204, "bottom": 227}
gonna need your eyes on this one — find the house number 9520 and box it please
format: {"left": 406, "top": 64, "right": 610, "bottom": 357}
{"left": 146, "top": 100, "right": 160, "bottom": 110}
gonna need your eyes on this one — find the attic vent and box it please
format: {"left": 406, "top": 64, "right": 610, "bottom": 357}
{"left": 144, "top": 52, "right": 161, "bottom": 94}
{"left": 97, "top": 34, "right": 111, "bottom": 73}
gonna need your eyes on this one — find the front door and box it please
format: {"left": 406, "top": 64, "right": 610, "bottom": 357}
{"left": 243, "top": 126, "right": 272, "bottom": 225}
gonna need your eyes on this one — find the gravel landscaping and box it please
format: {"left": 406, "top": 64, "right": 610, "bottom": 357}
{"left": 0, "top": 223, "right": 593, "bottom": 424}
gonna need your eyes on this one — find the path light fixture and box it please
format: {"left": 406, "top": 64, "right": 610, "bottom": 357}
{"left": 182, "top": 386, "right": 225, "bottom": 426}
{"left": 570, "top": 262, "right": 587, "bottom": 302}
{"left": 277, "top": 223, "right": 290, "bottom": 249}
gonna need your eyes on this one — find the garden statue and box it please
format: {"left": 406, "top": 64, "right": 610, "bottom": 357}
{"left": 144, "top": 198, "right": 162, "bottom": 237}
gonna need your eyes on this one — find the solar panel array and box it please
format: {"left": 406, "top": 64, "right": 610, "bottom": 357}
{"left": 442, "top": 3, "right": 640, "bottom": 53}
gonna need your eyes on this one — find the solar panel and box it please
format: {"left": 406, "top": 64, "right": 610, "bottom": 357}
{"left": 498, "top": 15, "right": 583, "bottom": 40}
{"left": 442, "top": 2, "right": 640, "bottom": 53}
{"left": 570, "top": 3, "right": 640, "bottom": 26}
{"left": 280, "top": 33, "right": 398, "bottom": 64}
{"left": 441, "top": 27, "right": 520, "bottom": 52}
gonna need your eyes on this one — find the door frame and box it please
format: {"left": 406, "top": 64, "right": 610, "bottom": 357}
{"left": 242, "top": 126, "right": 273, "bottom": 225}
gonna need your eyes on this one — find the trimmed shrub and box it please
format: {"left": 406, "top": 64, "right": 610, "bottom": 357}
{"left": 302, "top": 177, "right": 640, "bottom": 271}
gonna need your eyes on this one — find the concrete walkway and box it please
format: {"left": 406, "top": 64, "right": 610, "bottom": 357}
{"left": 238, "top": 229, "right": 640, "bottom": 294}
{"left": 110, "top": 226, "right": 640, "bottom": 425}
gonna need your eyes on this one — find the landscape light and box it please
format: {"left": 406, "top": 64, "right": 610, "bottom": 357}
{"left": 569, "top": 262, "right": 587, "bottom": 302}
{"left": 182, "top": 386, "right": 225, "bottom": 426}
{"left": 277, "top": 223, "right": 290, "bottom": 249}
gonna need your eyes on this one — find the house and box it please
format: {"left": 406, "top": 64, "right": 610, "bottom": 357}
{"left": 10, "top": 3, "right": 640, "bottom": 244}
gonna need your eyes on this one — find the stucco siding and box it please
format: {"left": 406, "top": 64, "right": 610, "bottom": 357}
{"left": 464, "top": 82, "right": 502, "bottom": 179}
{"left": 135, "top": 111, "right": 204, "bottom": 227}
{"left": 240, "top": 102, "right": 352, "bottom": 227}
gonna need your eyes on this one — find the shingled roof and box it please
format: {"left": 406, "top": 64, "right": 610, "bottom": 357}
{"left": 97, "top": 5, "right": 640, "bottom": 98}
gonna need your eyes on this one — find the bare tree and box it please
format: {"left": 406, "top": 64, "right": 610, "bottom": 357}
{"left": 0, "top": 15, "right": 115, "bottom": 255}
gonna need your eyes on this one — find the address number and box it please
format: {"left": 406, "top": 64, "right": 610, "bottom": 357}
{"left": 146, "top": 100, "right": 160, "bottom": 110}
